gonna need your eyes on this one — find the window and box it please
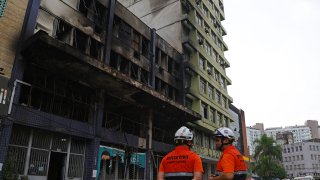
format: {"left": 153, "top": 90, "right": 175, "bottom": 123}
{"left": 301, "top": 155, "right": 303, "bottom": 160}
{"left": 284, "top": 148, "right": 287, "bottom": 153}
{"left": 209, "top": 108, "right": 215, "bottom": 123}
{"left": 217, "top": 113, "right": 222, "bottom": 126}
{"left": 297, "top": 155, "right": 299, "bottom": 161}
{"left": 293, "top": 156, "right": 295, "bottom": 161}
{"left": 221, "top": 96, "right": 227, "bottom": 108}
{"left": 203, "top": 6, "right": 209, "bottom": 17}
{"left": 201, "top": 103, "right": 208, "bottom": 119}
{"left": 299, "top": 146, "right": 302, "bottom": 151}
{"left": 207, "top": 64, "right": 213, "bottom": 75}
{"left": 208, "top": 0, "right": 213, "bottom": 9}
{"left": 205, "top": 42, "right": 210, "bottom": 55}
{"left": 196, "top": 13, "right": 202, "bottom": 26}
{"left": 289, "top": 157, "right": 291, "bottom": 161}
{"left": 199, "top": 56, "right": 205, "bottom": 71}
{"left": 215, "top": 91, "right": 221, "bottom": 103}
{"left": 291, "top": 147, "right": 294, "bottom": 152}
{"left": 310, "top": 145, "right": 312, "bottom": 150}
{"left": 285, "top": 157, "right": 287, "bottom": 162}
{"left": 200, "top": 78, "right": 206, "bottom": 94}
{"left": 288, "top": 148, "right": 290, "bottom": 153}
{"left": 214, "top": 70, "right": 219, "bottom": 82}
{"left": 197, "top": 34, "right": 204, "bottom": 46}
{"left": 208, "top": 85, "right": 213, "bottom": 99}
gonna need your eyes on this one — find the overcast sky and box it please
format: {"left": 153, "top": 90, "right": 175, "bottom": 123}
{"left": 222, "top": 0, "right": 320, "bottom": 128}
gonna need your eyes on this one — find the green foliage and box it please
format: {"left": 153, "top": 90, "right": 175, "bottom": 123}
{"left": 2, "top": 153, "right": 19, "bottom": 180}
{"left": 253, "top": 134, "right": 287, "bottom": 179}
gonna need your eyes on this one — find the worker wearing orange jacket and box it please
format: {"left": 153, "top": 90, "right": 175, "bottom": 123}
{"left": 157, "top": 126, "right": 203, "bottom": 180}
{"left": 210, "top": 127, "right": 247, "bottom": 180}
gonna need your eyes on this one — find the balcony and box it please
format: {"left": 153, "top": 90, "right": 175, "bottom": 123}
{"left": 21, "top": 31, "right": 201, "bottom": 124}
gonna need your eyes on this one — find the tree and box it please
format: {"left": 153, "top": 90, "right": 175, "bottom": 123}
{"left": 2, "top": 152, "right": 19, "bottom": 180}
{"left": 253, "top": 134, "right": 287, "bottom": 179}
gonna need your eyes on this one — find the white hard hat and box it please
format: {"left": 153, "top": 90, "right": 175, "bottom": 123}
{"left": 213, "top": 127, "right": 235, "bottom": 139}
{"left": 174, "top": 126, "right": 193, "bottom": 141}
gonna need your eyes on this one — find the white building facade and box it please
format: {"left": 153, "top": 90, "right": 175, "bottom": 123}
{"left": 265, "top": 125, "right": 312, "bottom": 143}
{"left": 246, "top": 127, "right": 262, "bottom": 156}
{"left": 282, "top": 139, "right": 320, "bottom": 178}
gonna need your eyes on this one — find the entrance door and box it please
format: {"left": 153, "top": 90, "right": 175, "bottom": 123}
{"left": 47, "top": 152, "right": 66, "bottom": 180}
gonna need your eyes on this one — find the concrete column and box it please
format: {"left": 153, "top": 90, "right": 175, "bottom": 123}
{"left": 145, "top": 109, "right": 153, "bottom": 179}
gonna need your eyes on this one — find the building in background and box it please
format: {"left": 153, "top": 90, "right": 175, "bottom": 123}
{"left": 118, "top": 0, "right": 234, "bottom": 175}
{"left": 246, "top": 127, "right": 262, "bottom": 156}
{"left": 282, "top": 139, "right": 320, "bottom": 178}
{"left": 276, "top": 131, "right": 294, "bottom": 145}
{"left": 0, "top": 0, "right": 201, "bottom": 179}
{"left": 265, "top": 126, "right": 312, "bottom": 143}
{"left": 305, "top": 120, "right": 320, "bottom": 139}
{"left": 252, "top": 123, "right": 264, "bottom": 134}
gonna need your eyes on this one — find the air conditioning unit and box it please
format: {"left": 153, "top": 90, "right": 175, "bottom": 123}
{"left": 0, "top": 76, "right": 10, "bottom": 117}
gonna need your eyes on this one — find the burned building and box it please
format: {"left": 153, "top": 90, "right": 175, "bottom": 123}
{"left": 0, "top": 0, "right": 201, "bottom": 179}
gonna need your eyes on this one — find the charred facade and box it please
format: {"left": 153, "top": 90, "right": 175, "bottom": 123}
{"left": 0, "top": 0, "right": 200, "bottom": 179}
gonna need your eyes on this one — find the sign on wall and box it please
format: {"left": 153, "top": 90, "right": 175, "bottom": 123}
{"left": 0, "top": 76, "right": 9, "bottom": 116}
{"left": 0, "top": 0, "right": 8, "bottom": 17}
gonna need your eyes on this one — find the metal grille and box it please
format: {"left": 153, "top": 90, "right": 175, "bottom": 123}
{"left": 68, "top": 154, "right": 84, "bottom": 178}
{"left": 9, "top": 126, "right": 30, "bottom": 146}
{"left": 7, "top": 146, "right": 27, "bottom": 174}
{"left": 70, "top": 138, "right": 85, "bottom": 154}
{"left": 28, "top": 149, "right": 49, "bottom": 176}
{"left": 32, "top": 130, "right": 51, "bottom": 149}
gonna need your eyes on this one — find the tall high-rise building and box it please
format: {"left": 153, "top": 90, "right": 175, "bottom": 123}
{"left": 119, "top": 0, "right": 233, "bottom": 174}
{"left": 246, "top": 127, "right": 263, "bottom": 156}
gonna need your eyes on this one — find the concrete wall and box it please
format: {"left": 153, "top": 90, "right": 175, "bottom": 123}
{"left": 119, "top": 0, "right": 183, "bottom": 52}
{"left": 0, "top": 0, "right": 28, "bottom": 78}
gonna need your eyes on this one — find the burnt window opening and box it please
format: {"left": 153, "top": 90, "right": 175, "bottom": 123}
{"left": 161, "top": 81, "right": 168, "bottom": 96}
{"left": 94, "top": 1, "right": 107, "bottom": 34}
{"left": 90, "top": 38, "right": 103, "bottom": 61}
{"left": 112, "top": 16, "right": 120, "bottom": 38}
{"left": 102, "top": 111, "right": 146, "bottom": 138}
{"left": 79, "top": 0, "right": 92, "bottom": 17}
{"left": 168, "top": 86, "right": 174, "bottom": 100}
{"left": 140, "top": 68, "right": 149, "bottom": 85}
{"left": 130, "top": 64, "right": 139, "bottom": 81}
{"left": 56, "top": 20, "right": 73, "bottom": 46}
{"left": 161, "top": 51, "right": 168, "bottom": 69}
{"left": 74, "top": 29, "right": 88, "bottom": 53}
{"left": 119, "top": 21, "right": 132, "bottom": 46}
{"left": 19, "top": 66, "right": 93, "bottom": 123}
{"left": 155, "top": 48, "right": 160, "bottom": 64}
{"left": 173, "top": 62, "right": 180, "bottom": 76}
{"left": 110, "top": 51, "right": 119, "bottom": 69}
{"left": 168, "top": 57, "right": 173, "bottom": 74}
{"left": 141, "top": 37, "right": 149, "bottom": 58}
{"left": 155, "top": 78, "right": 161, "bottom": 92}
{"left": 132, "top": 30, "right": 140, "bottom": 59}
{"left": 120, "top": 57, "right": 130, "bottom": 74}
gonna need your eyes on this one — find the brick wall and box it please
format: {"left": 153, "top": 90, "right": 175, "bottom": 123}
{"left": 0, "top": 0, "right": 28, "bottom": 78}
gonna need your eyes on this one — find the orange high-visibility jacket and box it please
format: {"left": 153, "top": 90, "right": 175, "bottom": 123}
{"left": 217, "top": 146, "right": 247, "bottom": 173}
{"left": 159, "top": 146, "right": 203, "bottom": 179}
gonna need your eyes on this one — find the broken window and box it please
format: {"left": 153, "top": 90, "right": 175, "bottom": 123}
{"left": 110, "top": 50, "right": 119, "bottom": 69}
{"left": 132, "top": 30, "right": 140, "bottom": 59}
{"left": 56, "top": 20, "right": 73, "bottom": 45}
{"left": 155, "top": 78, "right": 161, "bottom": 92}
{"left": 168, "top": 57, "right": 173, "bottom": 73}
{"left": 74, "top": 29, "right": 88, "bottom": 53}
{"left": 140, "top": 68, "right": 149, "bottom": 85}
{"left": 78, "top": 0, "right": 92, "bottom": 17}
{"left": 90, "top": 38, "right": 103, "bottom": 61}
{"left": 93, "top": 1, "right": 107, "bottom": 34}
{"left": 130, "top": 63, "right": 139, "bottom": 81}
{"left": 141, "top": 36, "right": 149, "bottom": 58}
{"left": 155, "top": 48, "right": 160, "bottom": 64}
{"left": 20, "top": 66, "right": 94, "bottom": 123}
{"left": 119, "top": 21, "right": 132, "bottom": 46}
{"left": 120, "top": 57, "right": 130, "bottom": 74}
